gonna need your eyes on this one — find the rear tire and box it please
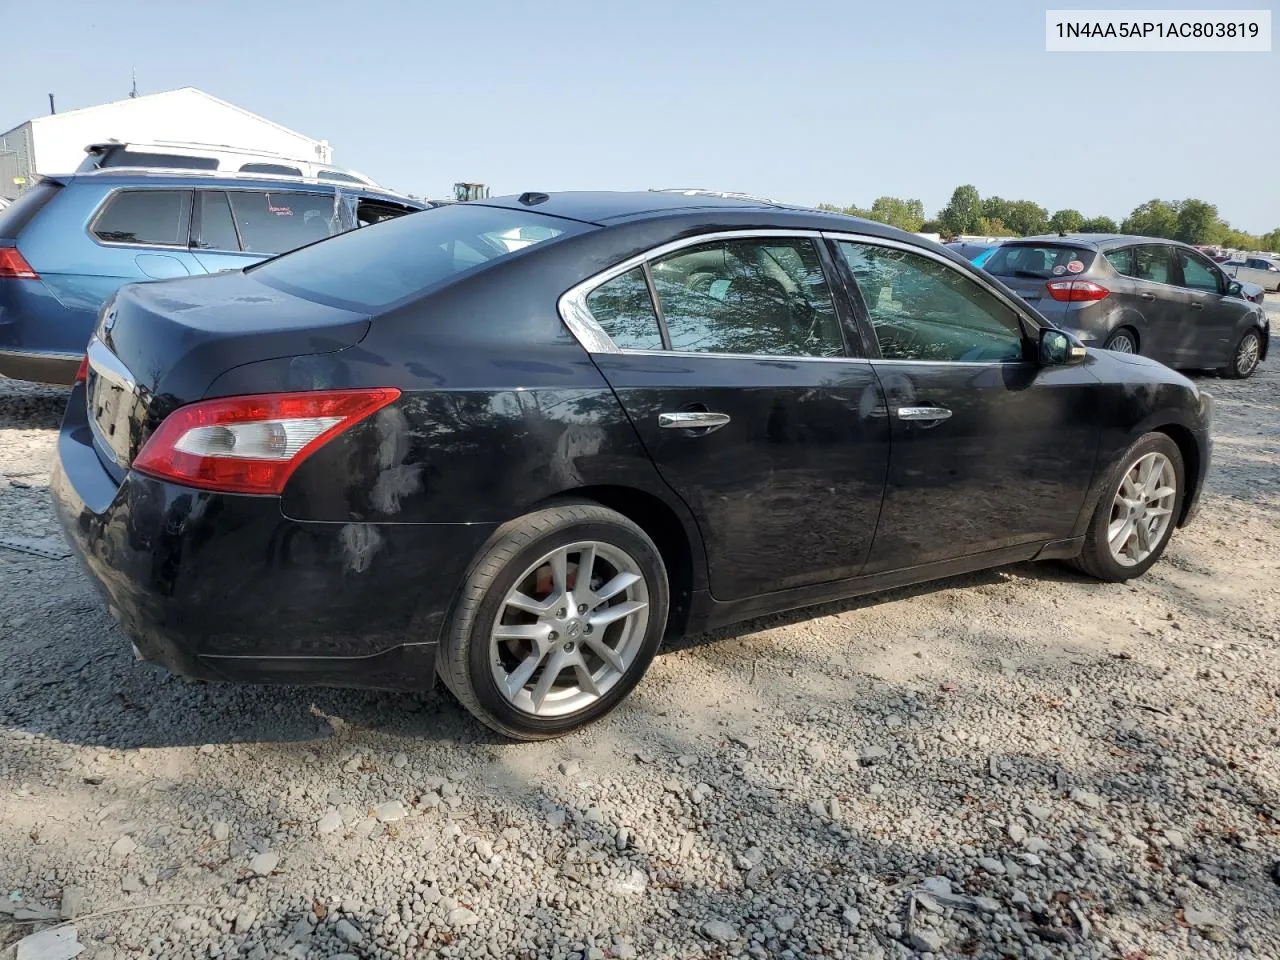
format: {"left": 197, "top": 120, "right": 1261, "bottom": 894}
{"left": 439, "top": 501, "right": 668, "bottom": 741}
{"left": 1103, "top": 328, "right": 1138, "bottom": 354}
{"left": 1220, "top": 328, "right": 1262, "bottom": 379}
{"left": 1069, "top": 432, "right": 1184, "bottom": 582}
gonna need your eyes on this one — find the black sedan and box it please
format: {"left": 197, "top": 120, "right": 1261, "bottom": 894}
{"left": 52, "top": 191, "right": 1213, "bottom": 739}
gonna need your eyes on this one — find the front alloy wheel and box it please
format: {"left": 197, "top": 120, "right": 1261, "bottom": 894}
{"left": 1223, "top": 329, "right": 1261, "bottom": 379}
{"left": 1069, "top": 432, "right": 1185, "bottom": 582}
{"left": 440, "top": 502, "right": 668, "bottom": 740}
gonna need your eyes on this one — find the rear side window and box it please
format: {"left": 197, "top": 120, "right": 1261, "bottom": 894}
{"left": 91, "top": 190, "right": 193, "bottom": 246}
{"left": 193, "top": 191, "right": 241, "bottom": 251}
{"left": 586, "top": 268, "right": 664, "bottom": 351}
{"left": 228, "top": 191, "right": 337, "bottom": 254}
{"left": 239, "top": 163, "right": 303, "bottom": 177}
{"left": 1104, "top": 248, "right": 1136, "bottom": 276}
{"left": 99, "top": 150, "right": 219, "bottom": 171}
{"left": 0, "top": 181, "right": 62, "bottom": 239}
{"left": 1135, "top": 245, "right": 1174, "bottom": 284}
{"left": 984, "top": 244, "right": 1096, "bottom": 279}
{"left": 250, "top": 203, "right": 585, "bottom": 311}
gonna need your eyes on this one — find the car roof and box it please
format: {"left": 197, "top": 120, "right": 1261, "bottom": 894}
{"left": 1009, "top": 233, "right": 1196, "bottom": 250}
{"left": 470, "top": 189, "right": 923, "bottom": 239}
{"left": 53, "top": 169, "right": 421, "bottom": 206}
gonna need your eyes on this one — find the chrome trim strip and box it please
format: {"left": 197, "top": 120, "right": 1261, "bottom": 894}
{"left": 897, "top": 406, "right": 952, "bottom": 421}
{"left": 613, "top": 347, "right": 864, "bottom": 364}
{"left": 86, "top": 336, "right": 137, "bottom": 391}
{"left": 557, "top": 229, "right": 826, "bottom": 356}
{"left": 0, "top": 347, "right": 81, "bottom": 362}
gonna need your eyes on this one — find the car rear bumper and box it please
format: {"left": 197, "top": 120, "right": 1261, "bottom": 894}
{"left": 51, "top": 383, "right": 497, "bottom": 690}
{"left": 0, "top": 348, "right": 80, "bottom": 384}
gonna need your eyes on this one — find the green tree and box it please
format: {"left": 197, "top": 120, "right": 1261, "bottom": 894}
{"left": 1260, "top": 228, "right": 1280, "bottom": 252}
{"left": 817, "top": 201, "right": 871, "bottom": 218}
{"left": 1079, "top": 215, "right": 1118, "bottom": 233}
{"left": 1048, "top": 209, "right": 1084, "bottom": 234}
{"left": 1004, "top": 200, "right": 1049, "bottom": 236}
{"left": 868, "top": 196, "right": 925, "bottom": 232}
{"left": 1174, "top": 199, "right": 1219, "bottom": 245}
{"left": 974, "top": 216, "right": 1009, "bottom": 236}
{"left": 939, "top": 185, "right": 982, "bottom": 235}
{"left": 981, "top": 196, "right": 1014, "bottom": 226}
{"left": 1121, "top": 200, "right": 1179, "bottom": 238}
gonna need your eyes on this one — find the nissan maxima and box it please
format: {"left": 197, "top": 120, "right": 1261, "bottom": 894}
{"left": 52, "top": 191, "right": 1213, "bottom": 739}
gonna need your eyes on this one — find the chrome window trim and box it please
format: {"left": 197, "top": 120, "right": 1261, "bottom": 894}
{"left": 602, "top": 347, "right": 869, "bottom": 365}
{"left": 557, "top": 228, "right": 834, "bottom": 359}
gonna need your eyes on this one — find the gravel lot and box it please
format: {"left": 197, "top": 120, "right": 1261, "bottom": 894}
{"left": 2, "top": 306, "right": 1278, "bottom": 960}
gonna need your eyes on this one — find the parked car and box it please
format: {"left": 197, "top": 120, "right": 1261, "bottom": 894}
{"left": 1230, "top": 275, "right": 1268, "bottom": 306}
{"left": 77, "top": 140, "right": 381, "bottom": 189}
{"left": 1222, "top": 255, "right": 1280, "bottom": 292}
{"left": 0, "top": 170, "right": 424, "bottom": 384}
{"left": 53, "top": 191, "right": 1213, "bottom": 739}
{"left": 983, "top": 235, "right": 1269, "bottom": 378}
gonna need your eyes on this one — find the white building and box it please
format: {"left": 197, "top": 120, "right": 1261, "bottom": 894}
{"left": 0, "top": 87, "right": 332, "bottom": 200}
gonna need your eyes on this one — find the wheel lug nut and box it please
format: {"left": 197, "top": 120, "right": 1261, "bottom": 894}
{"left": 548, "top": 631, "right": 558, "bottom": 641}
{"left": 583, "top": 625, "right": 593, "bottom": 634}
{"left": 556, "top": 609, "right": 566, "bottom": 618}
{"left": 563, "top": 641, "right": 574, "bottom": 653}
{"left": 577, "top": 603, "right": 587, "bottom": 614}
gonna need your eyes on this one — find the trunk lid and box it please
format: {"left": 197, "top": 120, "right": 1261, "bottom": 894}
{"left": 983, "top": 242, "right": 1100, "bottom": 305}
{"left": 87, "top": 270, "right": 370, "bottom": 474}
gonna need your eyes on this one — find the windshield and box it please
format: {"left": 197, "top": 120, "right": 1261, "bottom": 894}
{"left": 250, "top": 204, "right": 588, "bottom": 312}
{"left": 983, "top": 243, "right": 1097, "bottom": 279}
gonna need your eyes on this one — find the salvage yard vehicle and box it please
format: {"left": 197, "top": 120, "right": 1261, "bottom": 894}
{"left": 0, "top": 171, "right": 424, "bottom": 384}
{"left": 983, "top": 234, "right": 1270, "bottom": 378}
{"left": 52, "top": 191, "right": 1213, "bottom": 739}
{"left": 77, "top": 140, "right": 382, "bottom": 189}
{"left": 1222, "top": 254, "right": 1280, "bottom": 293}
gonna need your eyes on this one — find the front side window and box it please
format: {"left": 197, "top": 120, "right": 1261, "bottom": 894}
{"left": 839, "top": 241, "right": 1025, "bottom": 363}
{"left": 1176, "top": 249, "right": 1222, "bottom": 293}
{"left": 586, "top": 268, "right": 664, "bottom": 351}
{"left": 1134, "top": 245, "right": 1174, "bottom": 284}
{"left": 228, "top": 191, "right": 338, "bottom": 254}
{"left": 91, "top": 190, "right": 192, "bottom": 246}
{"left": 647, "top": 238, "right": 843, "bottom": 357}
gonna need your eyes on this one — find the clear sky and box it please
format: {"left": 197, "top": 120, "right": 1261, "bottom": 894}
{"left": 3, "top": 0, "right": 1276, "bottom": 232}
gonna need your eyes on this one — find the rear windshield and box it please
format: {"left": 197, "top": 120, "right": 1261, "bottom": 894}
{"left": 0, "top": 181, "right": 62, "bottom": 239}
{"left": 984, "top": 243, "right": 1097, "bottom": 279}
{"left": 250, "top": 204, "right": 588, "bottom": 311}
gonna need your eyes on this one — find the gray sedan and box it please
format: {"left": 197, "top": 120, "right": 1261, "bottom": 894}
{"left": 983, "top": 234, "right": 1271, "bottom": 378}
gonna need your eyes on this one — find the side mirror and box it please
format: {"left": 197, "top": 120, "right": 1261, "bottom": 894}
{"left": 1040, "top": 327, "right": 1087, "bottom": 365}
{"left": 1227, "top": 280, "right": 1243, "bottom": 298}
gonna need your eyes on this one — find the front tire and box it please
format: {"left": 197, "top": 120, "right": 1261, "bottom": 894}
{"left": 1220, "top": 328, "right": 1262, "bottom": 379}
{"left": 1069, "top": 433, "right": 1185, "bottom": 582}
{"left": 439, "top": 502, "right": 669, "bottom": 740}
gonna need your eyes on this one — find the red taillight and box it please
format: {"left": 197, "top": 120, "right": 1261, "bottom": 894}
{"left": 74, "top": 355, "right": 89, "bottom": 384}
{"left": 1046, "top": 279, "right": 1110, "bottom": 303}
{"left": 132, "top": 388, "right": 400, "bottom": 495}
{"left": 0, "top": 247, "right": 38, "bottom": 280}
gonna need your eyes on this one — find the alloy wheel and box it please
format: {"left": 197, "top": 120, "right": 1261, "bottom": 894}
{"left": 1236, "top": 333, "right": 1261, "bottom": 376}
{"left": 1107, "top": 452, "right": 1177, "bottom": 567}
{"left": 1107, "top": 333, "right": 1135, "bottom": 354}
{"left": 489, "top": 541, "right": 650, "bottom": 717}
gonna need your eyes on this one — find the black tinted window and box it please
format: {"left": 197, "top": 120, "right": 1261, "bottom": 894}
{"left": 649, "top": 238, "right": 843, "bottom": 357}
{"left": 193, "top": 191, "right": 240, "bottom": 251}
{"left": 100, "top": 150, "right": 219, "bottom": 170}
{"left": 840, "top": 241, "right": 1024, "bottom": 363}
{"left": 1104, "top": 248, "right": 1136, "bottom": 276}
{"left": 586, "top": 268, "right": 664, "bottom": 351}
{"left": 251, "top": 203, "right": 582, "bottom": 311}
{"left": 984, "top": 244, "right": 1095, "bottom": 279}
{"left": 91, "top": 190, "right": 192, "bottom": 246}
{"left": 1135, "top": 245, "right": 1174, "bottom": 284}
{"left": 238, "top": 163, "right": 304, "bottom": 176}
{"left": 1176, "top": 249, "right": 1221, "bottom": 293}
{"left": 228, "top": 191, "right": 337, "bottom": 254}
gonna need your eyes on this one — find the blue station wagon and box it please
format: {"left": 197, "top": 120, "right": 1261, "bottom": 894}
{"left": 0, "top": 170, "right": 425, "bottom": 384}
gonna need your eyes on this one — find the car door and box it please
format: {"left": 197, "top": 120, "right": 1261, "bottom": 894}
{"left": 1126, "top": 244, "right": 1185, "bottom": 363}
{"left": 188, "top": 189, "right": 255, "bottom": 274}
{"left": 1169, "top": 246, "right": 1250, "bottom": 367}
{"left": 572, "top": 232, "right": 891, "bottom": 601}
{"left": 829, "top": 235, "right": 1101, "bottom": 574}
